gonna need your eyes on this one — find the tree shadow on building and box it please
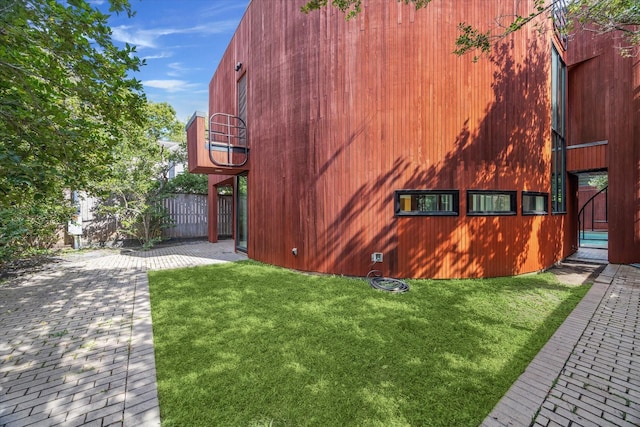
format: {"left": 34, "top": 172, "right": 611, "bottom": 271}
{"left": 314, "top": 39, "right": 562, "bottom": 278}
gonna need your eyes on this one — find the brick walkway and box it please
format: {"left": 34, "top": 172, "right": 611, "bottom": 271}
{"left": 0, "top": 241, "right": 246, "bottom": 427}
{"left": 483, "top": 263, "right": 640, "bottom": 427}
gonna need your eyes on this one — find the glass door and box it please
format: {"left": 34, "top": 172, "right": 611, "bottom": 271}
{"left": 236, "top": 173, "right": 248, "bottom": 252}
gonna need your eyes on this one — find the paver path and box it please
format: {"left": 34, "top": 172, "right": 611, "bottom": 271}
{"left": 483, "top": 263, "right": 640, "bottom": 427}
{"left": 0, "top": 241, "right": 246, "bottom": 427}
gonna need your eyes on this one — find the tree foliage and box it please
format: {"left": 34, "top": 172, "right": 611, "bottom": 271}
{"left": 164, "top": 172, "right": 209, "bottom": 195}
{"left": 301, "top": 0, "right": 640, "bottom": 58}
{"left": 0, "top": 197, "right": 72, "bottom": 263}
{"left": 0, "top": 0, "right": 145, "bottom": 205}
{"left": 588, "top": 174, "right": 608, "bottom": 190}
{"left": 92, "top": 102, "right": 187, "bottom": 248}
{"left": 301, "top": 0, "right": 432, "bottom": 20}
{"left": 0, "top": 0, "right": 146, "bottom": 264}
{"left": 455, "top": 0, "right": 640, "bottom": 59}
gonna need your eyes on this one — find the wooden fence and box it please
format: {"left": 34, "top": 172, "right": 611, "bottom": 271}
{"left": 218, "top": 195, "right": 233, "bottom": 238}
{"left": 77, "top": 193, "right": 215, "bottom": 245}
{"left": 161, "top": 193, "right": 208, "bottom": 239}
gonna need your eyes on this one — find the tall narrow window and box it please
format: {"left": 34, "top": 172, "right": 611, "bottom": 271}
{"left": 237, "top": 74, "right": 247, "bottom": 142}
{"left": 551, "top": 46, "right": 566, "bottom": 213}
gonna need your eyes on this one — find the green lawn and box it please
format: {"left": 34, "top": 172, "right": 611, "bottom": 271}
{"left": 148, "top": 261, "right": 589, "bottom": 427}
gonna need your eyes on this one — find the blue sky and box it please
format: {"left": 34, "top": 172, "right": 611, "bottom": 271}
{"left": 103, "top": 0, "right": 250, "bottom": 122}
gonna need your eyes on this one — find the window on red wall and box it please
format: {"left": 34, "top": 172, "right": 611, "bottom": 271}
{"left": 395, "top": 190, "right": 459, "bottom": 216}
{"left": 522, "top": 192, "right": 549, "bottom": 215}
{"left": 551, "top": 45, "right": 567, "bottom": 213}
{"left": 467, "top": 190, "right": 517, "bottom": 216}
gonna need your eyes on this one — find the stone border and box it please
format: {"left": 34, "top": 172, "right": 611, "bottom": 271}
{"left": 123, "top": 269, "right": 161, "bottom": 426}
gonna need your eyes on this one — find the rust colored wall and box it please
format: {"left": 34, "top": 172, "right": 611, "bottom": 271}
{"left": 186, "top": 112, "right": 208, "bottom": 174}
{"left": 199, "top": 0, "right": 581, "bottom": 278}
{"left": 567, "top": 30, "right": 640, "bottom": 264}
{"left": 566, "top": 144, "right": 607, "bottom": 173}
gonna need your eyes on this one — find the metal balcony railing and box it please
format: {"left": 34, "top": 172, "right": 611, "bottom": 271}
{"left": 578, "top": 186, "right": 608, "bottom": 247}
{"left": 208, "top": 113, "right": 248, "bottom": 168}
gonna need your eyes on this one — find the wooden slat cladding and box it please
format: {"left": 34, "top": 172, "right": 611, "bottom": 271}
{"left": 566, "top": 143, "right": 607, "bottom": 172}
{"left": 567, "top": 29, "right": 640, "bottom": 265}
{"left": 186, "top": 113, "right": 209, "bottom": 173}
{"left": 203, "top": 0, "right": 582, "bottom": 278}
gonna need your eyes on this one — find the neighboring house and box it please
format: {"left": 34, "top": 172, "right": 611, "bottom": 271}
{"left": 186, "top": 0, "right": 640, "bottom": 279}
{"left": 158, "top": 140, "right": 185, "bottom": 179}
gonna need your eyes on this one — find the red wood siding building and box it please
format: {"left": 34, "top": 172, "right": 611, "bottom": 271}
{"left": 187, "top": 0, "right": 640, "bottom": 278}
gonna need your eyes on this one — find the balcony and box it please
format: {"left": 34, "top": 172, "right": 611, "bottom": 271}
{"left": 186, "top": 111, "right": 249, "bottom": 175}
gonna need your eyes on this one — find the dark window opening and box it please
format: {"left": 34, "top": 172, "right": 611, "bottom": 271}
{"left": 522, "top": 192, "right": 549, "bottom": 215}
{"left": 395, "top": 190, "right": 459, "bottom": 216}
{"left": 551, "top": 45, "right": 567, "bottom": 213}
{"left": 467, "top": 190, "right": 517, "bottom": 215}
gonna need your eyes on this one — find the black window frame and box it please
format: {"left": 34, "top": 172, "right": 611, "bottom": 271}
{"left": 394, "top": 190, "right": 460, "bottom": 217}
{"left": 551, "top": 45, "right": 567, "bottom": 214}
{"left": 467, "top": 190, "right": 517, "bottom": 216}
{"left": 522, "top": 191, "right": 549, "bottom": 216}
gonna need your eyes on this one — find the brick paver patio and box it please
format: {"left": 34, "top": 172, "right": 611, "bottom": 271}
{"left": 0, "top": 240, "right": 245, "bottom": 427}
{"left": 483, "top": 263, "right": 640, "bottom": 427}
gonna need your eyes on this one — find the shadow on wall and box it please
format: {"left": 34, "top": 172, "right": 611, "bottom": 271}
{"left": 314, "top": 40, "right": 561, "bottom": 278}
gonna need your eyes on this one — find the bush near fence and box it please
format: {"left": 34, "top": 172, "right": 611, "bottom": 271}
{"left": 74, "top": 193, "right": 210, "bottom": 247}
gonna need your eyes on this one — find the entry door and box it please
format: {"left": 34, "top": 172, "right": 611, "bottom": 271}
{"left": 236, "top": 173, "right": 248, "bottom": 252}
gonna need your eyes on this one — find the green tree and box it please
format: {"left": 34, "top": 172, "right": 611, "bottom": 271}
{"left": 301, "top": 0, "right": 640, "bottom": 58}
{"left": 92, "top": 102, "right": 186, "bottom": 248}
{"left": 146, "top": 101, "right": 186, "bottom": 144}
{"left": 588, "top": 174, "right": 608, "bottom": 190}
{"left": 164, "top": 172, "right": 209, "bottom": 195}
{"left": 0, "top": 0, "right": 145, "bottom": 264}
{"left": 301, "top": 0, "right": 431, "bottom": 20}
{"left": 0, "top": 0, "right": 145, "bottom": 205}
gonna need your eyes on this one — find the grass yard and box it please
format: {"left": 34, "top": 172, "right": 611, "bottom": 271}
{"left": 148, "top": 261, "right": 589, "bottom": 427}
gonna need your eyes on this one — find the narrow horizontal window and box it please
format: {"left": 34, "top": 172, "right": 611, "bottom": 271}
{"left": 522, "top": 192, "right": 549, "bottom": 215}
{"left": 395, "top": 190, "right": 459, "bottom": 216}
{"left": 467, "top": 190, "right": 517, "bottom": 216}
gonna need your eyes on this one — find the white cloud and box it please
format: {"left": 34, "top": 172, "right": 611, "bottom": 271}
{"left": 169, "top": 62, "right": 186, "bottom": 70}
{"left": 166, "top": 62, "right": 201, "bottom": 77}
{"left": 142, "top": 52, "right": 173, "bottom": 61}
{"left": 167, "top": 62, "right": 185, "bottom": 77}
{"left": 111, "top": 21, "right": 241, "bottom": 50}
{"left": 200, "top": 2, "right": 248, "bottom": 19}
{"left": 143, "top": 79, "right": 198, "bottom": 93}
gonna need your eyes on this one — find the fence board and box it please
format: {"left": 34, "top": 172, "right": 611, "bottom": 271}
{"left": 74, "top": 193, "right": 214, "bottom": 245}
{"left": 162, "top": 194, "right": 208, "bottom": 238}
{"left": 218, "top": 195, "right": 232, "bottom": 237}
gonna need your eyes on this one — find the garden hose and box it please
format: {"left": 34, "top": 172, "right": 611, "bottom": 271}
{"left": 366, "top": 268, "right": 410, "bottom": 293}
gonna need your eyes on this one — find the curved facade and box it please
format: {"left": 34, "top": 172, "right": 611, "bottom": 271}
{"left": 188, "top": 0, "right": 640, "bottom": 278}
